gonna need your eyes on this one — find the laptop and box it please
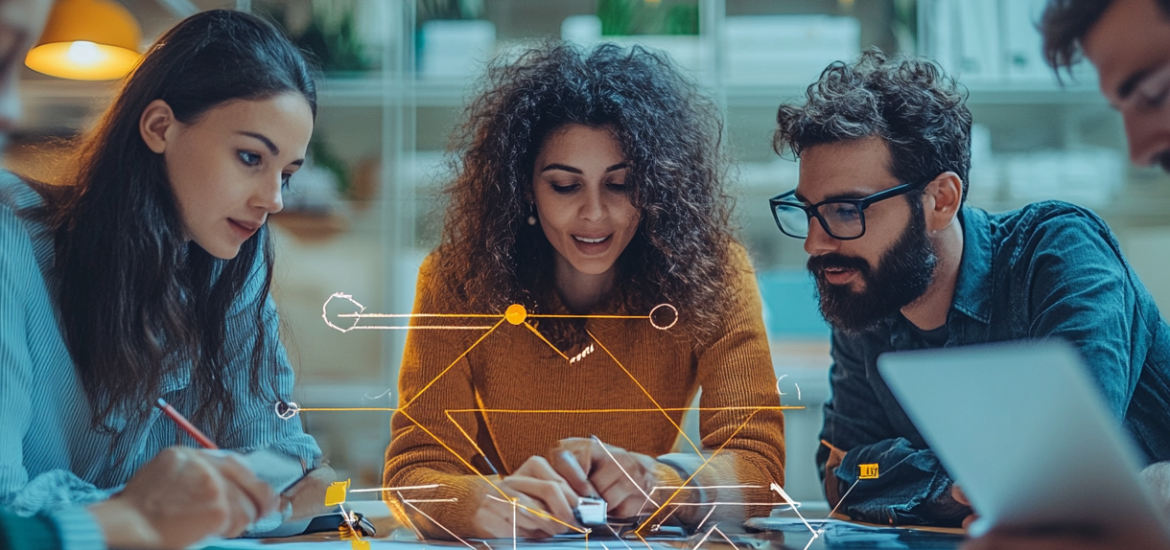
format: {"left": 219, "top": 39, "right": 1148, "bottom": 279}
{"left": 877, "top": 340, "right": 1170, "bottom": 544}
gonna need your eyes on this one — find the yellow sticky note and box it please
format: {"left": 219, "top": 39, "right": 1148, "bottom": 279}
{"left": 351, "top": 540, "right": 371, "bottom": 550}
{"left": 859, "top": 463, "right": 880, "bottom": 480}
{"left": 324, "top": 479, "right": 351, "bottom": 507}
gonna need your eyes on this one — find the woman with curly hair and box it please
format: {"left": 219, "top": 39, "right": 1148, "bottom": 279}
{"left": 384, "top": 42, "right": 784, "bottom": 540}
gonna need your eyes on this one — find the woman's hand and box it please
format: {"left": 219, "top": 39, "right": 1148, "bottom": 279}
{"left": 547, "top": 437, "right": 662, "bottom": 519}
{"left": 88, "top": 446, "right": 278, "bottom": 550}
{"left": 472, "top": 455, "right": 583, "bottom": 539}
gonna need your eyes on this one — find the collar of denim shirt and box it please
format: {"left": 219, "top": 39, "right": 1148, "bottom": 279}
{"left": 949, "top": 206, "right": 995, "bottom": 325}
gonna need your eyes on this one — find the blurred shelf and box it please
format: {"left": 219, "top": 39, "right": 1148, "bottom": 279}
{"left": 19, "top": 73, "right": 1109, "bottom": 120}
{"left": 318, "top": 76, "right": 477, "bottom": 108}
{"left": 20, "top": 79, "right": 118, "bottom": 106}
{"left": 725, "top": 80, "right": 1107, "bottom": 108}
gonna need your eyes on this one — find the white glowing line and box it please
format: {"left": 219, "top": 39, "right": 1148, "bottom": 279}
{"left": 606, "top": 525, "right": 635, "bottom": 550}
{"left": 350, "top": 484, "right": 441, "bottom": 493}
{"left": 713, "top": 526, "right": 740, "bottom": 550}
{"left": 336, "top": 503, "right": 361, "bottom": 541}
{"left": 668, "top": 501, "right": 793, "bottom": 506}
{"left": 651, "top": 485, "right": 763, "bottom": 491}
{"left": 364, "top": 388, "right": 393, "bottom": 400}
{"left": 694, "top": 505, "right": 717, "bottom": 532}
{"left": 770, "top": 483, "right": 818, "bottom": 540}
{"left": 594, "top": 435, "right": 659, "bottom": 507}
{"left": 402, "top": 499, "right": 477, "bottom": 550}
{"left": 690, "top": 524, "right": 719, "bottom": 550}
{"left": 338, "top": 313, "right": 493, "bottom": 318}
{"left": 825, "top": 477, "right": 862, "bottom": 521}
{"left": 391, "top": 491, "right": 426, "bottom": 541}
{"left": 402, "top": 498, "right": 458, "bottom": 503}
{"left": 346, "top": 325, "right": 493, "bottom": 330}
{"left": 777, "top": 375, "right": 788, "bottom": 396}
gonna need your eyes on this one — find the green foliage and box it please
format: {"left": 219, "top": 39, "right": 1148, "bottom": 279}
{"left": 596, "top": 0, "right": 699, "bottom": 36}
{"left": 258, "top": 0, "right": 372, "bottom": 73}
{"left": 417, "top": 0, "right": 484, "bottom": 23}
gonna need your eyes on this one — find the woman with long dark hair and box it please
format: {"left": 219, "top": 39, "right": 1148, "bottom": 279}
{"left": 384, "top": 42, "right": 785, "bottom": 540}
{"left": 0, "top": 10, "right": 330, "bottom": 522}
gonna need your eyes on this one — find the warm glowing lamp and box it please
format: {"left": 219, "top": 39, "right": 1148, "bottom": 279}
{"left": 24, "top": 0, "right": 142, "bottom": 80}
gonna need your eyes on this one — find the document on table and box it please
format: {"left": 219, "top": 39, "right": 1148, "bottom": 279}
{"left": 747, "top": 516, "right": 964, "bottom": 535}
{"left": 201, "top": 538, "right": 676, "bottom": 550}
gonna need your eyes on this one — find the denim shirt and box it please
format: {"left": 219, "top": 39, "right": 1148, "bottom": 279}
{"left": 818, "top": 202, "right": 1170, "bottom": 527}
{"left": 0, "top": 173, "right": 321, "bottom": 526}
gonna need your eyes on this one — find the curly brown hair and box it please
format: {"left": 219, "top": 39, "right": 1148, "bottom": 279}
{"left": 432, "top": 41, "right": 736, "bottom": 346}
{"left": 773, "top": 50, "right": 972, "bottom": 204}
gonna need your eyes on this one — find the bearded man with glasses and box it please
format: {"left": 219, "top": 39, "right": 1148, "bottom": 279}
{"left": 770, "top": 50, "right": 1170, "bottom": 530}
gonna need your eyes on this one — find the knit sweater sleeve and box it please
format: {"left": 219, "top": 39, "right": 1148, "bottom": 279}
{"left": 656, "top": 244, "right": 786, "bottom": 525}
{"left": 383, "top": 255, "right": 494, "bottom": 539}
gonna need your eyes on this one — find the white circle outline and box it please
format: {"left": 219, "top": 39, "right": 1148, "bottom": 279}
{"left": 649, "top": 304, "right": 679, "bottom": 331}
{"left": 275, "top": 401, "right": 300, "bottom": 420}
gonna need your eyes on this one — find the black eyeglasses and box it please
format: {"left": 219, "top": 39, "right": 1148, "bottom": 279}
{"left": 768, "top": 181, "right": 927, "bottom": 240}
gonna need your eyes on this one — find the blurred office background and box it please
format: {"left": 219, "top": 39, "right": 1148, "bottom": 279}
{"left": 11, "top": 0, "right": 1170, "bottom": 505}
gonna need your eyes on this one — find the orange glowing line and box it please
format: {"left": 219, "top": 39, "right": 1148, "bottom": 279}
{"left": 528, "top": 314, "right": 648, "bottom": 319}
{"left": 349, "top": 304, "right": 786, "bottom": 541}
{"left": 443, "top": 406, "right": 802, "bottom": 414}
{"left": 523, "top": 321, "right": 569, "bottom": 360}
{"left": 298, "top": 407, "right": 398, "bottom": 412}
{"left": 399, "top": 410, "right": 585, "bottom": 535}
{"left": 587, "top": 330, "right": 702, "bottom": 457}
{"left": 638, "top": 409, "right": 764, "bottom": 534}
{"left": 401, "top": 317, "right": 506, "bottom": 410}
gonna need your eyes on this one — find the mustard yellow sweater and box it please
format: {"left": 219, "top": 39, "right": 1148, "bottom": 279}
{"left": 384, "top": 245, "right": 785, "bottom": 537}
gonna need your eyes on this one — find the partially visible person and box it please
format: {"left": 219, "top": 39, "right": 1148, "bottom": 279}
{"left": 953, "top": 1, "right": 1170, "bottom": 547}
{"left": 0, "top": 5, "right": 332, "bottom": 538}
{"left": 1041, "top": 0, "right": 1170, "bottom": 520}
{"left": 384, "top": 42, "right": 784, "bottom": 540}
{"left": 1042, "top": 0, "right": 1170, "bottom": 173}
{"left": 768, "top": 50, "right": 1170, "bottom": 529}
{"left": 0, "top": 2, "right": 300, "bottom": 550}
{"left": 47, "top": 447, "right": 280, "bottom": 550}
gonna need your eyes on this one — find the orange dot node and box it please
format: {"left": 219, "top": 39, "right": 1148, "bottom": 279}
{"left": 505, "top": 304, "right": 527, "bottom": 325}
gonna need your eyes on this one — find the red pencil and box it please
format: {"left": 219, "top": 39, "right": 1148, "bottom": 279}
{"left": 155, "top": 398, "right": 219, "bottom": 450}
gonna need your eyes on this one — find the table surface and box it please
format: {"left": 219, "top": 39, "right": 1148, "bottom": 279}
{"left": 335, "top": 501, "right": 967, "bottom": 550}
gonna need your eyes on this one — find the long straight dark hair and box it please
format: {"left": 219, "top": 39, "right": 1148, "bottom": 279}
{"left": 30, "top": 10, "right": 317, "bottom": 433}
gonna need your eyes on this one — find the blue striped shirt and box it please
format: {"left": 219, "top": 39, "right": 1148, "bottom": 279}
{"left": 0, "top": 172, "right": 320, "bottom": 545}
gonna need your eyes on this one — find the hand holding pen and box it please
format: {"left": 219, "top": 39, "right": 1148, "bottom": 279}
{"left": 153, "top": 397, "right": 336, "bottom": 524}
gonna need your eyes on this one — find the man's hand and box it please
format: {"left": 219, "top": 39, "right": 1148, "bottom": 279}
{"left": 471, "top": 455, "right": 581, "bottom": 539}
{"left": 1139, "top": 460, "right": 1170, "bottom": 524}
{"left": 547, "top": 437, "right": 663, "bottom": 519}
{"left": 88, "top": 446, "right": 278, "bottom": 550}
{"left": 951, "top": 484, "right": 978, "bottom": 530}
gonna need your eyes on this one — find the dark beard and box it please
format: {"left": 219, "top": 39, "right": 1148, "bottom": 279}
{"left": 807, "top": 203, "right": 938, "bottom": 335}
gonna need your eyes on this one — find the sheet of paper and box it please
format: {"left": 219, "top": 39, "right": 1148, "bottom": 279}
{"left": 201, "top": 537, "right": 674, "bottom": 550}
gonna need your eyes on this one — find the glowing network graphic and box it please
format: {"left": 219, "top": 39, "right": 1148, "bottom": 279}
{"left": 287, "top": 292, "right": 820, "bottom": 550}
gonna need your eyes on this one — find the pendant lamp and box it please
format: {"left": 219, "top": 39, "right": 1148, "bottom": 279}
{"left": 24, "top": 0, "right": 142, "bottom": 81}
